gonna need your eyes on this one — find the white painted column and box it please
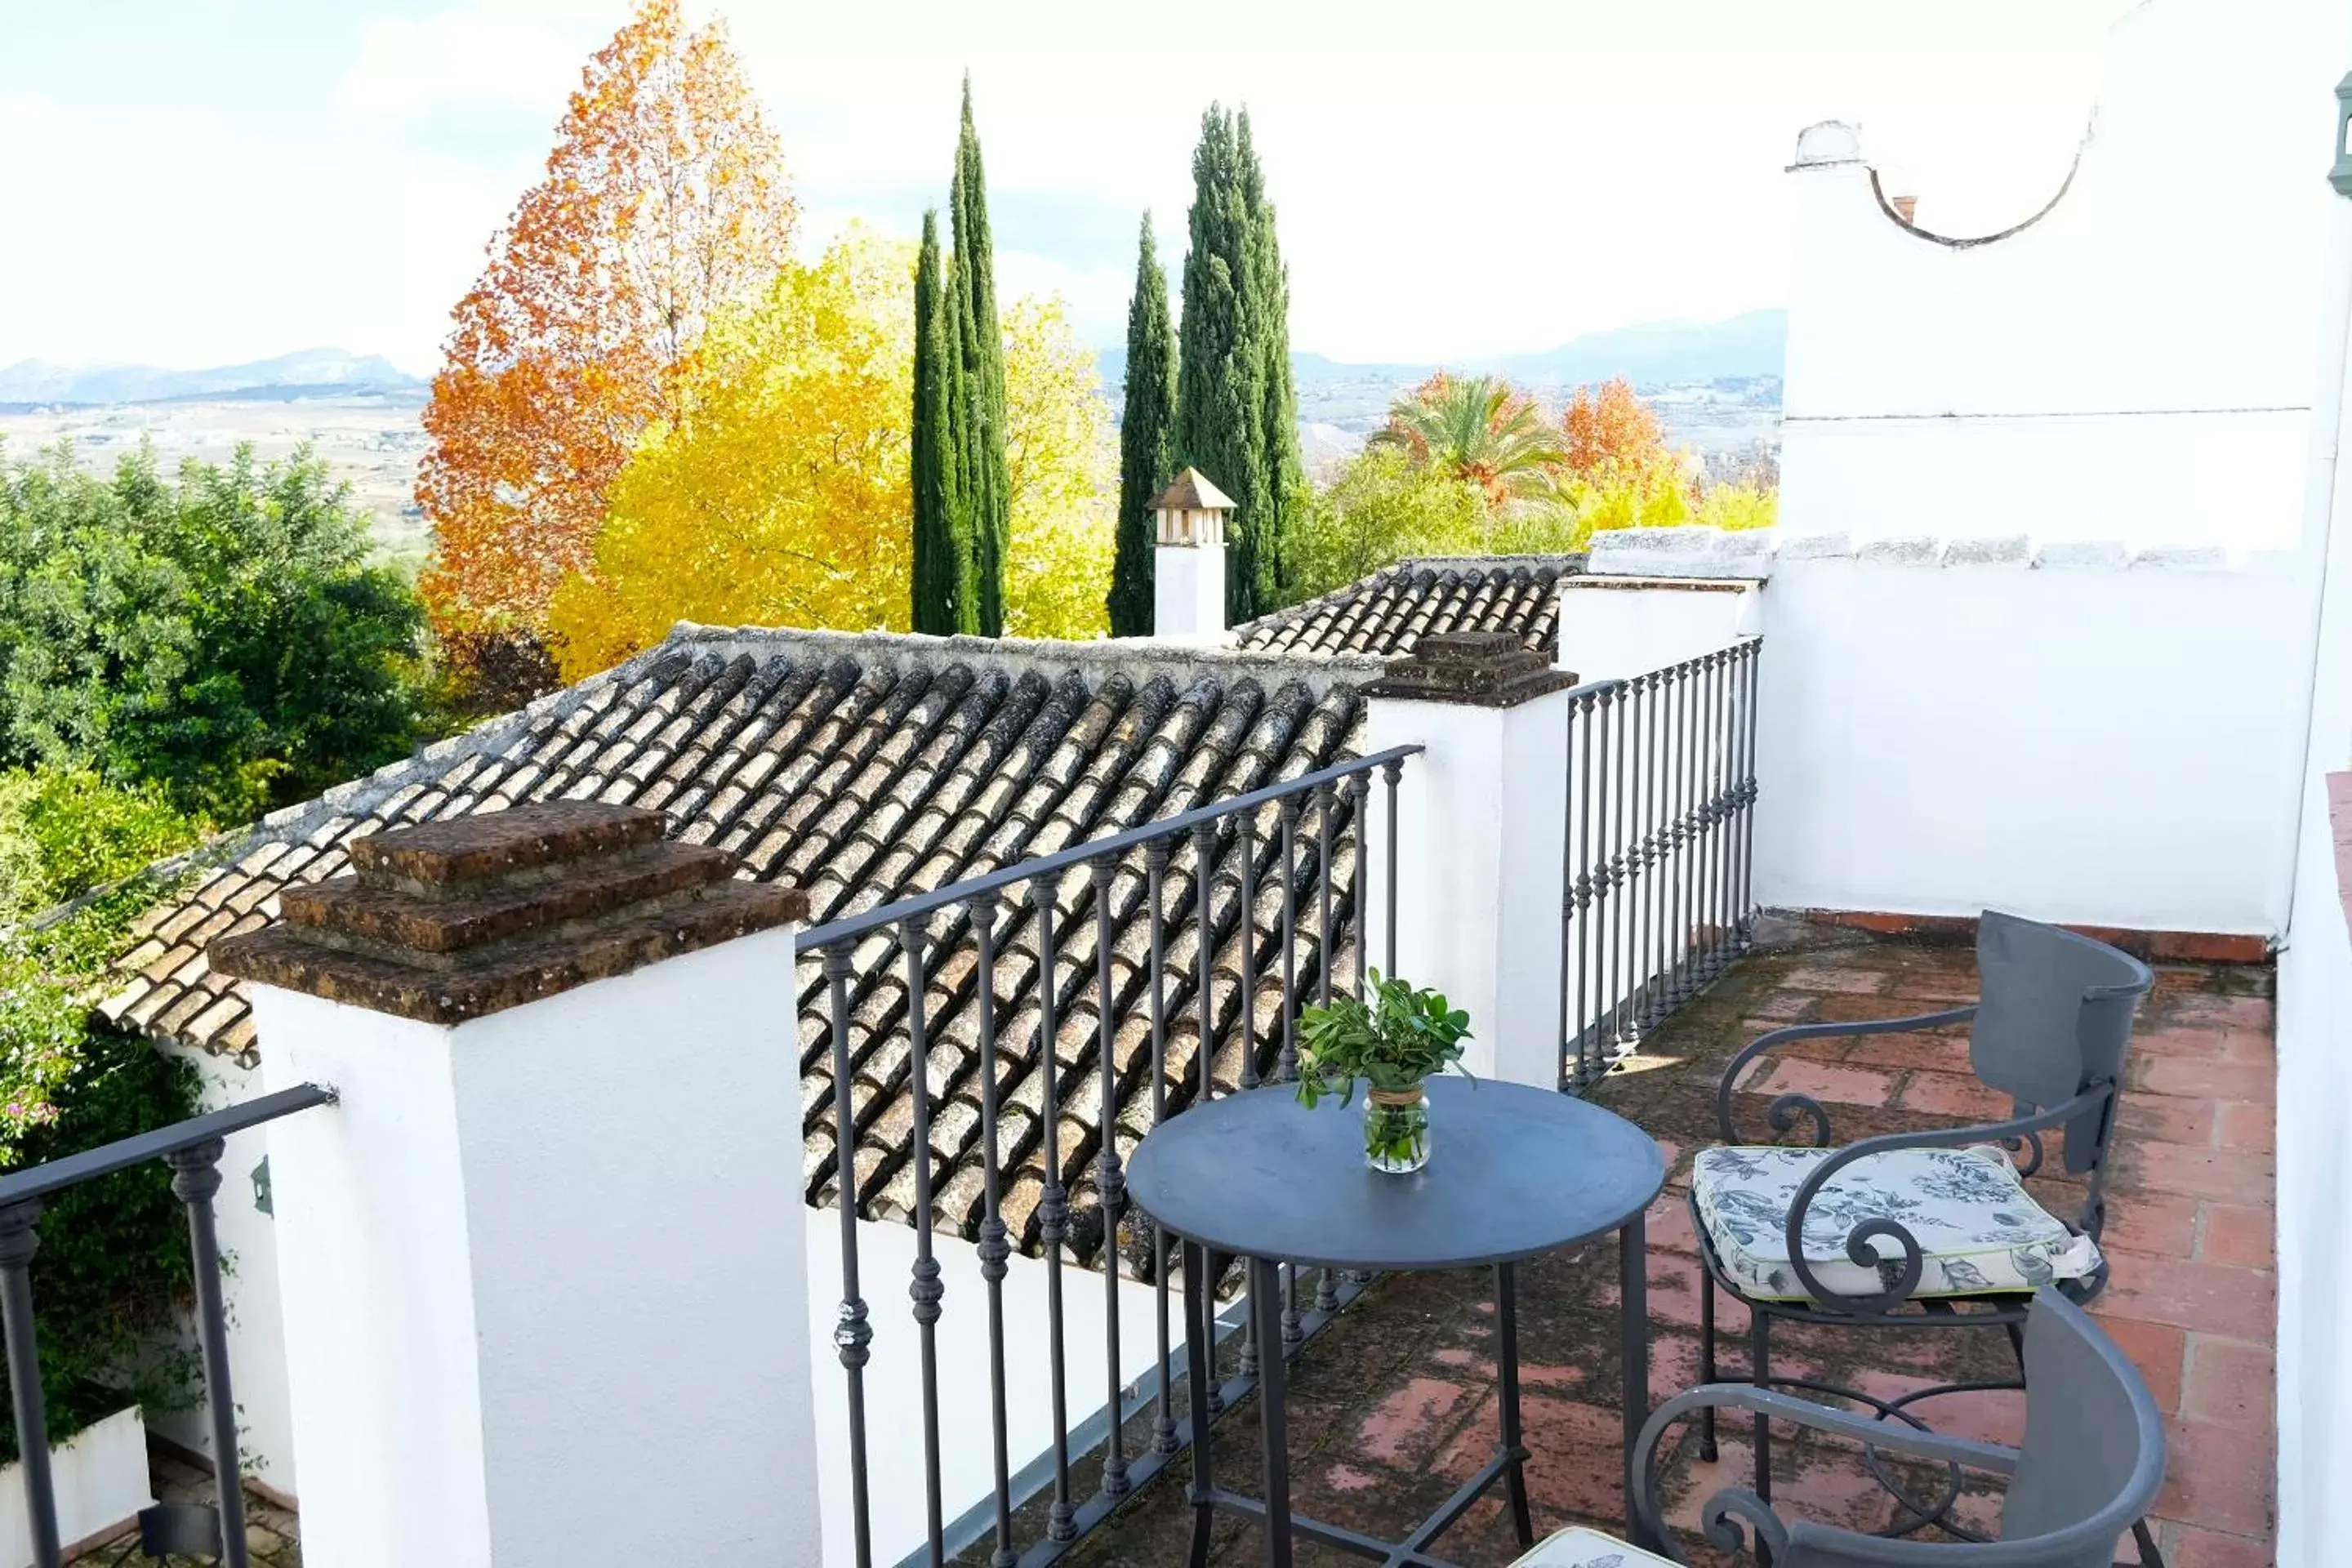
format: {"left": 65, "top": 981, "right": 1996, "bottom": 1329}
{"left": 1154, "top": 540, "right": 1226, "bottom": 641}
{"left": 1361, "top": 632, "right": 1572, "bottom": 1088}
{"left": 212, "top": 805, "right": 818, "bottom": 1568}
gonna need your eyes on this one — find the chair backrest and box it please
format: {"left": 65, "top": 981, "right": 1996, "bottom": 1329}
{"left": 1778, "top": 1290, "right": 2165, "bottom": 1568}
{"left": 1969, "top": 911, "right": 2154, "bottom": 1175}
{"left": 1998, "top": 1289, "right": 2168, "bottom": 1560}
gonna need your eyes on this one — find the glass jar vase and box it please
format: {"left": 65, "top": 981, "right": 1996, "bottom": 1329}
{"left": 1362, "top": 1085, "right": 1431, "bottom": 1174}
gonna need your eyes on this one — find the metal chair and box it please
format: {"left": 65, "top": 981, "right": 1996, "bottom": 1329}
{"left": 1688, "top": 911, "right": 2157, "bottom": 1552}
{"left": 1511, "top": 1288, "right": 2166, "bottom": 1566}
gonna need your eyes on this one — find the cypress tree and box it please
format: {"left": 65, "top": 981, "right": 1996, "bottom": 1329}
{"left": 910, "top": 211, "right": 962, "bottom": 634}
{"left": 1109, "top": 212, "right": 1176, "bottom": 637}
{"left": 1174, "top": 104, "right": 1302, "bottom": 625}
{"left": 946, "top": 76, "right": 1010, "bottom": 635}
{"left": 1238, "top": 112, "right": 1303, "bottom": 614}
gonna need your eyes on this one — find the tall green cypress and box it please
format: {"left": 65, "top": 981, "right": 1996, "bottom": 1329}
{"left": 1174, "top": 104, "right": 1302, "bottom": 624}
{"left": 1109, "top": 212, "right": 1176, "bottom": 637}
{"left": 1238, "top": 112, "right": 1303, "bottom": 613}
{"left": 946, "top": 76, "right": 1009, "bottom": 636}
{"left": 910, "top": 211, "right": 961, "bottom": 635}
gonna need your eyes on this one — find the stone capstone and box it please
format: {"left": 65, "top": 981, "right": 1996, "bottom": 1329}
{"left": 209, "top": 803, "right": 804, "bottom": 1026}
{"left": 1360, "top": 629, "right": 1579, "bottom": 710}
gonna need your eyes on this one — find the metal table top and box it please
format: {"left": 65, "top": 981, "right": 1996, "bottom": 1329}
{"left": 1128, "top": 1076, "right": 1665, "bottom": 1272}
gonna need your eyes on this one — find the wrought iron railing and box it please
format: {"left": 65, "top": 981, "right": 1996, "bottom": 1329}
{"left": 797, "top": 743, "right": 1419, "bottom": 1568}
{"left": 0, "top": 1082, "right": 334, "bottom": 1568}
{"left": 1559, "top": 638, "right": 1761, "bottom": 1091}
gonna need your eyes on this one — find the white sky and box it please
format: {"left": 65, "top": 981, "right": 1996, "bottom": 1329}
{"left": 0, "top": 0, "right": 2140, "bottom": 375}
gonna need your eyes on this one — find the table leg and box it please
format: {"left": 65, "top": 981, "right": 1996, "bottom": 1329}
{"left": 1620, "top": 1209, "right": 1655, "bottom": 1549}
{"left": 1249, "top": 1255, "right": 1294, "bottom": 1568}
{"left": 1495, "top": 1261, "right": 1535, "bottom": 1547}
{"left": 1184, "top": 1241, "right": 1214, "bottom": 1568}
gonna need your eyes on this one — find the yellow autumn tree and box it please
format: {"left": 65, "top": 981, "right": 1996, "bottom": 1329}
{"left": 417, "top": 0, "right": 796, "bottom": 666}
{"left": 1002, "top": 297, "right": 1116, "bottom": 640}
{"left": 547, "top": 230, "right": 915, "bottom": 681}
{"left": 547, "top": 264, "right": 1116, "bottom": 678}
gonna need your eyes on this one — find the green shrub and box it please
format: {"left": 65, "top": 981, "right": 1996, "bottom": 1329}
{"left": 0, "top": 768, "right": 209, "bottom": 1457}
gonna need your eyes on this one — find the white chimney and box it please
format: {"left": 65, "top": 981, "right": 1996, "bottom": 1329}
{"left": 1152, "top": 466, "right": 1236, "bottom": 642}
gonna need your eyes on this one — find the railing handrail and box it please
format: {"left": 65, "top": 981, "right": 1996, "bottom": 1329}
{"left": 0, "top": 1082, "right": 336, "bottom": 1210}
{"left": 799, "top": 742, "right": 1426, "bottom": 951}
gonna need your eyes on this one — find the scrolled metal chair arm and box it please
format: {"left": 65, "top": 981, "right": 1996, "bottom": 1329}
{"left": 1781, "top": 1082, "right": 2117, "bottom": 1316}
{"left": 1700, "top": 1488, "right": 1789, "bottom": 1562}
{"left": 1715, "top": 1006, "right": 1976, "bottom": 1144}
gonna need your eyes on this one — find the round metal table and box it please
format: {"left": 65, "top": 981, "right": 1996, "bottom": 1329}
{"left": 1128, "top": 1076, "right": 1666, "bottom": 1568}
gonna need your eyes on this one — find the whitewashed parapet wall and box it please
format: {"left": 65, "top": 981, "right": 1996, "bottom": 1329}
{"left": 1584, "top": 526, "right": 2308, "bottom": 939}
{"left": 1779, "top": 0, "right": 2343, "bottom": 551}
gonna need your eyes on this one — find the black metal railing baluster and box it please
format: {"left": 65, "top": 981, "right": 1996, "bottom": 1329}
{"left": 823, "top": 944, "right": 875, "bottom": 1568}
{"left": 1316, "top": 782, "right": 1335, "bottom": 1005}
{"left": 1144, "top": 842, "right": 1179, "bottom": 1457}
{"left": 1278, "top": 795, "right": 1301, "bottom": 1085}
{"left": 1668, "top": 661, "right": 1693, "bottom": 1006}
{"left": 1344, "top": 770, "right": 1372, "bottom": 998}
{"left": 973, "top": 893, "right": 1018, "bottom": 1568}
{"left": 1031, "top": 876, "right": 1078, "bottom": 1543}
{"left": 165, "top": 1139, "right": 252, "bottom": 1568}
{"left": 1711, "top": 648, "right": 1733, "bottom": 977}
{"left": 1740, "top": 640, "right": 1762, "bottom": 947}
{"left": 1089, "top": 858, "right": 1130, "bottom": 1502}
{"left": 1190, "top": 818, "right": 1223, "bottom": 1414}
{"left": 1655, "top": 667, "right": 1674, "bottom": 1034}
{"left": 898, "top": 922, "right": 947, "bottom": 1562}
{"left": 1597, "top": 685, "right": 1622, "bottom": 1074}
{"left": 1627, "top": 672, "right": 1646, "bottom": 1048}
{"left": 1380, "top": 759, "right": 1402, "bottom": 979}
{"left": 0, "top": 1200, "right": 59, "bottom": 1568}
{"left": 1570, "top": 693, "right": 1595, "bottom": 1089}
{"left": 1238, "top": 813, "right": 1259, "bottom": 1091}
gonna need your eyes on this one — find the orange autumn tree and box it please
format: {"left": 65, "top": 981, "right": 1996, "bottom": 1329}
{"left": 416, "top": 0, "right": 796, "bottom": 674}
{"left": 1560, "top": 377, "right": 1673, "bottom": 486}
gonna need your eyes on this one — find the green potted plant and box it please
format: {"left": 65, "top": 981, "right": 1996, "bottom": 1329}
{"left": 1294, "top": 969, "right": 1472, "bottom": 1174}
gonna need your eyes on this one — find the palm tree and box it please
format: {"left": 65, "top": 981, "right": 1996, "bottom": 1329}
{"left": 1370, "top": 373, "right": 1567, "bottom": 505}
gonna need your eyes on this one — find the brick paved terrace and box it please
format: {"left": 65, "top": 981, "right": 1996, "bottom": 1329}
{"left": 1066, "top": 921, "right": 2277, "bottom": 1568}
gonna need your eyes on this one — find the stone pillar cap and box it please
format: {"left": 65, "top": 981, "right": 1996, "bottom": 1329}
{"left": 1360, "top": 630, "right": 1579, "bottom": 709}
{"left": 209, "top": 803, "right": 805, "bottom": 1026}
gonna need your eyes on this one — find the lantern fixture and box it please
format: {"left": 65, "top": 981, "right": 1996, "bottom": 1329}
{"left": 2332, "top": 71, "right": 2352, "bottom": 197}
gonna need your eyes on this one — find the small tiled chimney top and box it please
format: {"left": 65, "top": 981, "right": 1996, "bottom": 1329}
{"left": 1361, "top": 629, "right": 1579, "bottom": 709}
{"left": 1152, "top": 466, "right": 1235, "bottom": 547}
{"left": 209, "top": 803, "right": 805, "bottom": 1026}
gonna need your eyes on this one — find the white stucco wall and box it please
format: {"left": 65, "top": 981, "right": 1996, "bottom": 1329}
{"left": 1752, "top": 546, "right": 2310, "bottom": 937}
{"left": 258, "top": 929, "right": 820, "bottom": 1568}
{"left": 1362, "top": 690, "right": 1570, "bottom": 1089}
{"left": 1780, "top": 0, "right": 2343, "bottom": 550}
{"left": 1553, "top": 579, "right": 1761, "bottom": 683}
{"left": 152, "top": 1046, "right": 296, "bottom": 1499}
{"left": 2269, "top": 96, "right": 2352, "bottom": 1565}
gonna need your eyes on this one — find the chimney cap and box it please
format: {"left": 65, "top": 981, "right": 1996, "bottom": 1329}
{"left": 1150, "top": 467, "right": 1237, "bottom": 513}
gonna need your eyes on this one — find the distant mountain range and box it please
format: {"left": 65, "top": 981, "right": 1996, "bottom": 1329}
{"left": 0, "top": 349, "right": 426, "bottom": 407}
{"left": 1098, "top": 309, "right": 1786, "bottom": 398}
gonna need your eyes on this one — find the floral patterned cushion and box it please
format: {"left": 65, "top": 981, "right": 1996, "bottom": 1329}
{"left": 1509, "top": 1526, "right": 1675, "bottom": 1566}
{"left": 1691, "top": 1143, "right": 2101, "bottom": 1303}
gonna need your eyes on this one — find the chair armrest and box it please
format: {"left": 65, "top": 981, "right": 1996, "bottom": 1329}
{"left": 1782, "top": 1082, "right": 2117, "bottom": 1314}
{"left": 1630, "top": 1383, "right": 2017, "bottom": 1561}
{"left": 1714, "top": 1006, "right": 1976, "bottom": 1145}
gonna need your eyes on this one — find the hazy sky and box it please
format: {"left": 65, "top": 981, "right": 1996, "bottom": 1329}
{"left": 0, "top": 0, "right": 2138, "bottom": 374}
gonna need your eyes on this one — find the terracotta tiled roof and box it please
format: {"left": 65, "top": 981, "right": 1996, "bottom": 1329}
{"left": 100, "top": 626, "right": 1384, "bottom": 1257}
{"left": 1233, "top": 555, "right": 1582, "bottom": 660}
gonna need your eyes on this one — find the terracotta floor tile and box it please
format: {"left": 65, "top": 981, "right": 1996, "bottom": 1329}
{"left": 2213, "top": 1101, "right": 2274, "bottom": 1153}
{"left": 2165, "top": 1522, "right": 2274, "bottom": 1568}
{"left": 1748, "top": 1058, "right": 1897, "bottom": 1109}
{"left": 2183, "top": 1337, "right": 2274, "bottom": 1429}
{"left": 2100, "top": 1189, "right": 2201, "bottom": 1258}
{"left": 2086, "top": 1312, "right": 2186, "bottom": 1414}
{"left": 2120, "top": 1142, "right": 2276, "bottom": 1207}
{"left": 1782, "top": 965, "right": 1895, "bottom": 994}
{"left": 1893, "top": 1070, "right": 2014, "bottom": 1120}
{"left": 2099, "top": 1251, "right": 2277, "bottom": 1342}
{"left": 2136, "top": 1058, "right": 2276, "bottom": 1104}
{"left": 2157, "top": 1414, "right": 2278, "bottom": 1539}
{"left": 2118, "top": 1094, "right": 2216, "bottom": 1149}
{"left": 1842, "top": 1031, "right": 1976, "bottom": 1074}
{"left": 2198, "top": 1202, "right": 2275, "bottom": 1270}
